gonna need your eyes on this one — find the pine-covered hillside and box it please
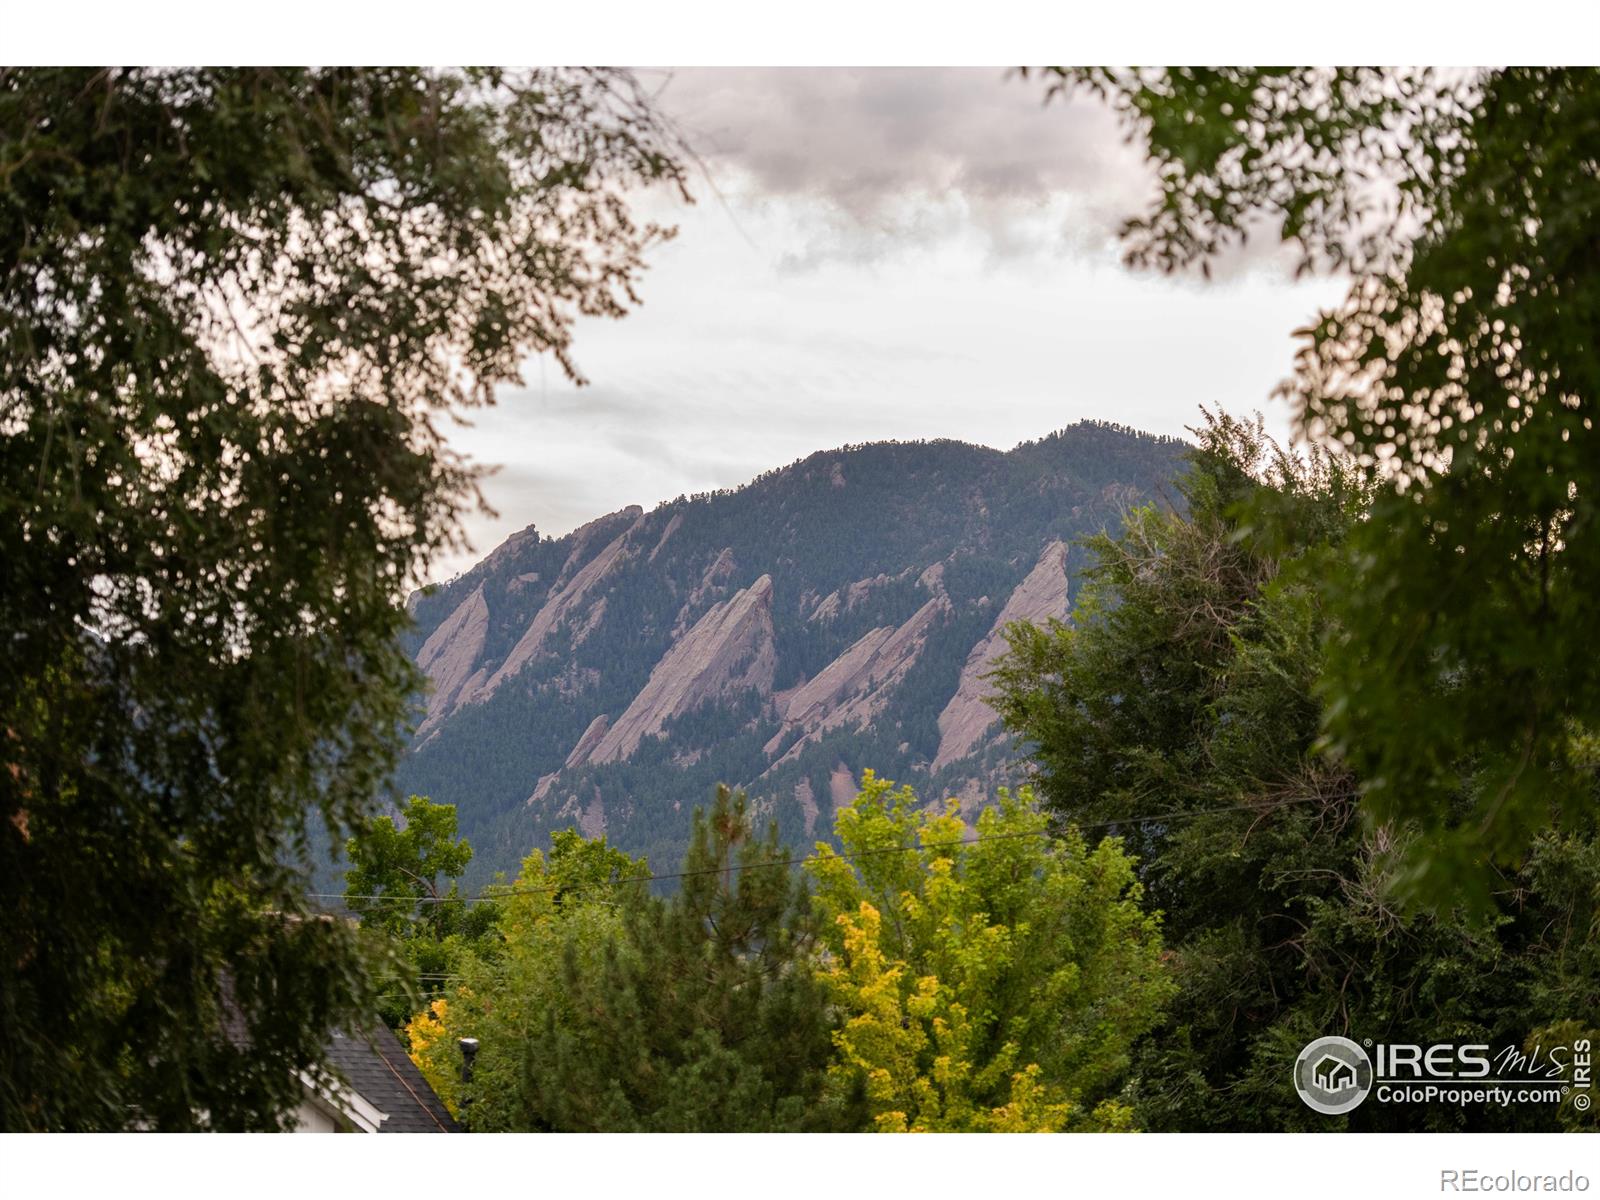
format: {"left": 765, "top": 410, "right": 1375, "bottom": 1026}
{"left": 397, "top": 421, "right": 1188, "bottom": 882}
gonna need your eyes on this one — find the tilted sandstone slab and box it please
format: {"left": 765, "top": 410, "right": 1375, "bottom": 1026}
{"left": 554, "top": 505, "right": 643, "bottom": 588}
{"left": 574, "top": 789, "right": 607, "bottom": 838}
{"left": 672, "top": 546, "right": 737, "bottom": 636}
{"left": 547, "top": 785, "right": 607, "bottom": 837}
{"left": 589, "top": 574, "right": 778, "bottom": 765}
{"left": 414, "top": 584, "right": 490, "bottom": 737}
{"left": 770, "top": 592, "right": 951, "bottom": 766}
{"left": 647, "top": 511, "right": 683, "bottom": 562}
{"left": 931, "top": 540, "right": 1069, "bottom": 771}
{"left": 807, "top": 565, "right": 920, "bottom": 623}
{"left": 528, "top": 772, "right": 559, "bottom": 806}
{"left": 564, "top": 713, "right": 612, "bottom": 770}
{"left": 778, "top": 625, "right": 897, "bottom": 730}
{"left": 463, "top": 509, "right": 644, "bottom": 707}
{"left": 828, "top": 763, "right": 857, "bottom": 809}
{"left": 793, "top": 778, "right": 819, "bottom": 836}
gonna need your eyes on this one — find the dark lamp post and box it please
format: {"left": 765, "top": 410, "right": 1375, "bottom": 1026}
{"left": 458, "top": 1037, "right": 480, "bottom": 1126}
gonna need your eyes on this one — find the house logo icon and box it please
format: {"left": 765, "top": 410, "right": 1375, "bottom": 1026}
{"left": 1314, "top": 1054, "right": 1357, "bottom": 1093}
{"left": 1294, "top": 1036, "right": 1374, "bottom": 1115}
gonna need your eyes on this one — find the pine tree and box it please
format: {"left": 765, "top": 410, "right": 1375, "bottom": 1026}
{"left": 516, "top": 786, "right": 853, "bottom": 1131}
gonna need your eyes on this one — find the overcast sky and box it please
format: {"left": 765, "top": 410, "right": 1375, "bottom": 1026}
{"left": 435, "top": 67, "right": 1347, "bottom": 581}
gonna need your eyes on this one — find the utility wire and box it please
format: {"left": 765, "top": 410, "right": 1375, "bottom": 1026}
{"left": 312, "top": 794, "right": 1338, "bottom": 910}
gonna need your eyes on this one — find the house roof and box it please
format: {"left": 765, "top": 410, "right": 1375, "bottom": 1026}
{"left": 216, "top": 970, "right": 459, "bottom": 1132}
{"left": 324, "top": 1023, "right": 460, "bottom": 1133}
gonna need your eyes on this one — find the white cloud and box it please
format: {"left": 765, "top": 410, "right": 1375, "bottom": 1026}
{"left": 431, "top": 68, "right": 1350, "bottom": 581}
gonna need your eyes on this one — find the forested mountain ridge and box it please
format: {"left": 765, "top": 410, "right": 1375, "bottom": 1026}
{"left": 396, "top": 421, "right": 1187, "bottom": 882}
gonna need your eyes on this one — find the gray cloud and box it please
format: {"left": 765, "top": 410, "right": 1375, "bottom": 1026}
{"left": 657, "top": 69, "right": 1135, "bottom": 210}
{"left": 651, "top": 66, "right": 1302, "bottom": 279}
{"left": 652, "top": 67, "right": 1152, "bottom": 267}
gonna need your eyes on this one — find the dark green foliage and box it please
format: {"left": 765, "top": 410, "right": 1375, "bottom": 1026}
{"left": 346, "top": 797, "right": 476, "bottom": 937}
{"left": 991, "top": 414, "right": 1598, "bottom": 1131}
{"left": 344, "top": 797, "right": 498, "bottom": 1029}
{"left": 511, "top": 787, "right": 856, "bottom": 1131}
{"left": 1035, "top": 66, "right": 1600, "bottom": 911}
{"left": 0, "top": 67, "right": 683, "bottom": 1129}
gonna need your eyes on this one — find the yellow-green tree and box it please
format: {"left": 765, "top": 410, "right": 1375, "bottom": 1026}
{"left": 404, "top": 829, "right": 648, "bottom": 1129}
{"left": 808, "top": 773, "right": 1173, "bottom": 1132}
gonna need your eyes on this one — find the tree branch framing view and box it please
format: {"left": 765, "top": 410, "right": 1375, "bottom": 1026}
{"left": 2, "top": 62, "right": 1595, "bottom": 1148}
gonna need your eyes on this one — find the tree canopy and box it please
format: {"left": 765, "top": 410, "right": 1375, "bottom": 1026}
{"left": 346, "top": 795, "right": 477, "bottom": 939}
{"left": 0, "top": 67, "right": 685, "bottom": 1129}
{"left": 807, "top": 773, "right": 1171, "bottom": 1131}
{"left": 410, "top": 788, "right": 852, "bottom": 1132}
{"left": 405, "top": 779, "right": 1171, "bottom": 1132}
{"left": 991, "top": 414, "right": 1598, "bottom": 1130}
{"left": 1034, "top": 67, "right": 1600, "bottom": 910}
{"left": 344, "top": 796, "right": 497, "bottom": 1029}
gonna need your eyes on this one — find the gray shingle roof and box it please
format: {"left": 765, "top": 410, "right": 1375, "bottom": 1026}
{"left": 325, "top": 1024, "right": 461, "bottom": 1133}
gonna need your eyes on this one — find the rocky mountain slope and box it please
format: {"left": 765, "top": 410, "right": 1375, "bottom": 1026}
{"left": 396, "top": 422, "right": 1187, "bottom": 882}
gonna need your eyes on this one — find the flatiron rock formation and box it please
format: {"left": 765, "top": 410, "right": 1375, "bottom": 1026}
{"left": 396, "top": 422, "right": 1186, "bottom": 883}
{"left": 413, "top": 584, "right": 490, "bottom": 737}
{"left": 587, "top": 575, "right": 777, "bottom": 765}
{"left": 932, "top": 540, "right": 1070, "bottom": 771}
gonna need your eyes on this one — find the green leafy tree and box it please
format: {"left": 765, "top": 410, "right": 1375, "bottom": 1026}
{"left": 405, "top": 827, "right": 650, "bottom": 1127}
{"left": 0, "top": 67, "right": 685, "bottom": 1129}
{"left": 417, "top": 789, "right": 853, "bottom": 1131}
{"left": 807, "top": 772, "right": 1172, "bottom": 1131}
{"left": 344, "top": 796, "right": 495, "bottom": 1028}
{"left": 1031, "top": 67, "right": 1600, "bottom": 910}
{"left": 991, "top": 414, "right": 1598, "bottom": 1131}
{"left": 346, "top": 796, "right": 476, "bottom": 938}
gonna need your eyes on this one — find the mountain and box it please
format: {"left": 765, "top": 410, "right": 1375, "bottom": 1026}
{"left": 395, "top": 421, "right": 1188, "bottom": 883}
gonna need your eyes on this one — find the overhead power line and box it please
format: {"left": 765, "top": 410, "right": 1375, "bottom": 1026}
{"left": 312, "top": 793, "right": 1340, "bottom": 910}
